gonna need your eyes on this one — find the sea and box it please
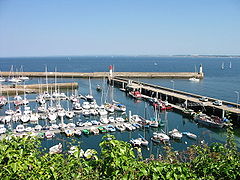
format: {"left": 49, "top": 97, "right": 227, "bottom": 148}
{"left": 0, "top": 56, "right": 240, "bottom": 157}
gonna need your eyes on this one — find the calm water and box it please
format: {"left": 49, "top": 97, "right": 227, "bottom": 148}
{"left": 0, "top": 56, "right": 240, "bottom": 157}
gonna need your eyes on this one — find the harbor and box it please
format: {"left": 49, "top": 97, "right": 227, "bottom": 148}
{"left": 0, "top": 58, "right": 239, "bottom": 158}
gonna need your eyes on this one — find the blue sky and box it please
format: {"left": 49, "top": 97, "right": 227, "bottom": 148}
{"left": 0, "top": 0, "right": 240, "bottom": 57}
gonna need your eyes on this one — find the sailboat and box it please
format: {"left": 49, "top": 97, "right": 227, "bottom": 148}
{"left": 19, "top": 65, "right": 29, "bottom": 81}
{"left": 86, "top": 77, "right": 94, "bottom": 102}
{"left": 221, "top": 62, "right": 225, "bottom": 70}
{"left": 189, "top": 65, "right": 200, "bottom": 82}
{"left": 229, "top": 61, "right": 232, "bottom": 69}
{"left": 8, "top": 65, "right": 22, "bottom": 83}
{"left": 0, "top": 69, "right": 5, "bottom": 82}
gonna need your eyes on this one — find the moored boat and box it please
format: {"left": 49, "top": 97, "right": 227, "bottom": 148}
{"left": 0, "top": 124, "right": 7, "bottom": 134}
{"left": 182, "top": 131, "right": 197, "bottom": 139}
{"left": 151, "top": 132, "right": 170, "bottom": 143}
{"left": 82, "top": 129, "right": 90, "bottom": 135}
{"left": 168, "top": 129, "right": 183, "bottom": 140}
{"left": 49, "top": 143, "right": 62, "bottom": 154}
{"left": 65, "top": 129, "right": 74, "bottom": 137}
{"left": 194, "top": 114, "right": 225, "bottom": 128}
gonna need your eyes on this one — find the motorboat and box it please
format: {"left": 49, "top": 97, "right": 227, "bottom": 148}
{"left": 67, "top": 123, "right": 76, "bottom": 129}
{"left": 0, "top": 96, "right": 7, "bottom": 107}
{"left": 30, "top": 113, "right": 39, "bottom": 123}
{"left": 82, "top": 101, "right": 90, "bottom": 109}
{"left": 82, "top": 110, "right": 90, "bottom": 117}
{"left": 20, "top": 114, "right": 30, "bottom": 123}
{"left": 137, "top": 137, "right": 149, "bottom": 146}
{"left": 108, "top": 116, "right": 115, "bottom": 123}
{"left": 100, "top": 117, "right": 109, "bottom": 124}
{"left": 124, "top": 123, "right": 134, "bottom": 131}
{"left": 113, "top": 103, "right": 126, "bottom": 112}
{"left": 90, "top": 127, "right": 100, "bottom": 134}
{"left": 98, "top": 126, "right": 107, "bottom": 133}
{"left": 129, "top": 138, "right": 142, "bottom": 146}
{"left": 105, "top": 125, "right": 116, "bottom": 132}
{"left": 115, "top": 124, "right": 126, "bottom": 132}
{"left": 129, "top": 91, "right": 142, "bottom": 99}
{"left": 104, "top": 103, "right": 115, "bottom": 113}
{"left": 194, "top": 114, "right": 225, "bottom": 128}
{"left": 86, "top": 94, "right": 94, "bottom": 102}
{"left": 151, "top": 132, "right": 170, "bottom": 143}
{"left": 89, "top": 109, "right": 98, "bottom": 116}
{"left": 73, "top": 102, "right": 82, "bottom": 111}
{"left": 168, "top": 129, "right": 183, "bottom": 140}
{"left": 98, "top": 105, "right": 108, "bottom": 116}
{"left": 82, "top": 129, "right": 90, "bottom": 135}
{"left": 45, "top": 131, "right": 55, "bottom": 139}
{"left": 91, "top": 120, "right": 101, "bottom": 125}
{"left": 74, "top": 129, "right": 82, "bottom": 136}
{"left": 25, "top": 127, "right": 33, "bottom": 132}
{"left": 34, "top": 124, "right": 42, "bottom": 131}
{"left": 115, "top": 117, "right": 125, "bottom": 122}
{"left": 65, "top": 129, "right": 74, "bottom": 137}
{"left": 90, "top": 100, "right": 99, "bottom": 109}
{"left": 57, "top": 109, "right": 65, "bottom": 118}
{"left": 65, "top": 110, "right": 74, "bottom": 119}
{"left": 49, "top": 143, "right": 62, "bottom": 154}
{"left": 0, "top": 124, "right": 7, "bottom": 134}
{"left": 182, "top": 131, "right": 197, "bottom": 139}
{"left": 48, "top": 112, "right": 57, "bottom": 121}
{"left": 51, "top": 124, "right": 59, "bottom": 129}
{"left": 189, "top": 77, "right": 200, "bottom": 82}
{"left": 16, "top": 124, "right": 25, "bottom": 133}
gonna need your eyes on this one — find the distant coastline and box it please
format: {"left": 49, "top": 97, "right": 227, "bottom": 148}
{"left": 0, "top": 54, "right": 240, "bottom": 58}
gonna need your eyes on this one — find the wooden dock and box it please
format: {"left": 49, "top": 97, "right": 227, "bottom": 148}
{"left": 110, "top": 77, "right": 240, "bottom": 124}
{"left": 0, "top": 71, "right": 204, "bottom": 79}
{"left": 0, "top": 82, "right": 78, "bottom": 95}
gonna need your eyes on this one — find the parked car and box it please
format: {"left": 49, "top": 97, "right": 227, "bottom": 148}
{"left": 199, "top": 97, "right": 208, "bottom": 102}
{"left": 213, "top": 100, "right": 222, "bottom": 106}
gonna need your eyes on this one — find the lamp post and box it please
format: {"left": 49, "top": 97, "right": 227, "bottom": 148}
{"left": 235, "top": 91, "right": 239, "bottom": 109}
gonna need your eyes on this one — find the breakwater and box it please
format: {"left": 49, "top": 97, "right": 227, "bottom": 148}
{"left": 0, "top": 71, "right": 204, "bottom": 79}
{"left": 0, "top": 82, "right": 78, "bottom": 95}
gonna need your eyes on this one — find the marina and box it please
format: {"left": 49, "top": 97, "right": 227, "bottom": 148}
{"left": 0, "top": 56, "right": 240, "bottom": 157}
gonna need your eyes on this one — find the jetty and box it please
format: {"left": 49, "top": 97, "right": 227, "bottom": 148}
{"left": 0, "top": 71, "right": 204, "bottom": 79}
{"left": 110, "top": 77, "right": 240, "bottom": 124}
{"left": 0, "top": 82, "right": 78, "bottom": 95}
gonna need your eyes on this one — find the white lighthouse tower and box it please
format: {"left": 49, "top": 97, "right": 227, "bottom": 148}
{"left": 199, "top": 64, "right": 203, "bottom": 74}
{"left": 109, "top": 65, "right": 113, "bottom": 77}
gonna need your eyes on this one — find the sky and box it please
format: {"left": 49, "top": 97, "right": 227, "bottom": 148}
{"left": 0, "top": 0, "right": 240, "bottom": 57}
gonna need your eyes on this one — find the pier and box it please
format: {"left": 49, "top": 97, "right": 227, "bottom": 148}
{"left": 110, "top": 77, "right": 240, "bottom": 125}
{"left": 0, "top": 82, "right": 78, "bottom": 95}
{"left": 0, "top": 71, "right": 204, "bottom": 79}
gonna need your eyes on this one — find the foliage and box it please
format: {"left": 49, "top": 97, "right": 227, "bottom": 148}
{"left": 0, "top": 130, "right": 239, "bottom": 180}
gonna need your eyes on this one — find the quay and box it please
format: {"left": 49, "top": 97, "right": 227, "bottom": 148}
{"left": 0, "top": 71, "right": 204, "bottom": 79}
{"left": 0, "top": 82, "right": 78, "bottom": 95}
{"left": 110, "top": 77, "right": 240, "bottom": 125}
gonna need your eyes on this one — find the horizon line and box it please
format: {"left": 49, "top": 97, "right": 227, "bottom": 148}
{"left": 0, "top": 54, "right": 240, "bottom": 58}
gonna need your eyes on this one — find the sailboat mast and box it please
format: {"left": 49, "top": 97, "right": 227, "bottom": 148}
{"left": 54, "top": 67, "right": 57, "bottom": 92}
{"left": 89, "top": 77, "right": 92, "bottom": 96}
{"left": 45, "top": 66, "right": 49, "bottom": 93}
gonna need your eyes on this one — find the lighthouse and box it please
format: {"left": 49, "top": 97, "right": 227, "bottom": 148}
{"left": 109, "top": 65, "right": 113, "bottom": 77}
{"left": 199, "top": 64, "right": 203, "bottom": 74}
